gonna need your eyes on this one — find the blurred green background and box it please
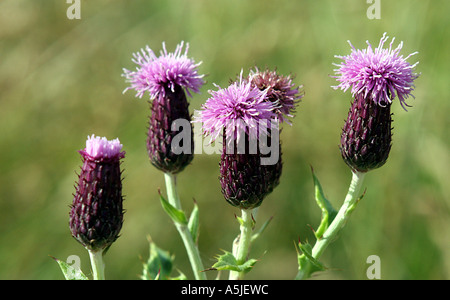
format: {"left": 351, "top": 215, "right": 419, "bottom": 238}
{"left": 0, "top": 0, "right": 448, "bottom": 280}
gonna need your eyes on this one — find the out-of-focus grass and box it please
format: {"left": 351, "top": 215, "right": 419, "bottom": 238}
{"left": 0, "top": 0, "right": 448, "bottom": 280}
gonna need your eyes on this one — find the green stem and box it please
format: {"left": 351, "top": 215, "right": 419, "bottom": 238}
{"left": 88, "top": 249, "right": 105, "bottom": 280}
{"left": 164, "top": 173, "right": 207, "bottom": 280}
{"left": 296, "top": 170, "right": 366, "bottom": 279}
{"left": 229, "top": 208, "right": 254, "bottom": 280}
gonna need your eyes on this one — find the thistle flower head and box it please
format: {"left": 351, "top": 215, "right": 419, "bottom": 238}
{"left": 333, "top": 32, "right": 419, "bottom": 109}
{"left": 70, "top": 135, "right": 125, "bottom": 252}
{"left": 194, "top": 70, "right": 277, "bottom": 144}
{"left": 122, "top": 41, "right": 204, "bottom": 99}
{"left": 248, "top": 67, "right": 303, "bottom": 123}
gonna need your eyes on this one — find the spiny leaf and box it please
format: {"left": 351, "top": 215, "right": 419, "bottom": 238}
{"left": 297, "top": 242, "right": 325, "bottom": 271}
{"left": 51, "top": 256, "right": 88, "bottom": 280}
{"left": 141, "top": 237, "right": 175, "bottom": 280}
{"left": 295, "top": 241, "right": 325, "bottom": 279}
{"left": 209, "top": 250, "right": 257, "bottom": 273}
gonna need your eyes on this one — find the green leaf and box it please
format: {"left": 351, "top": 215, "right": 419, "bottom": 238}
{"left": 209, "top": 250, "right": 257, "bottom": 273}
{"left": 141, "top": 238, "right": 175, "bottom": 280}
{"left": 168, "top": 270, "right": 188, "bottom": 280}
{"left": 346, "top": 188, "right": 367, "bottom": 216}
{"left": 298, "top": 242, "right": 325, "bottom": 271}
{"left": 159, "top": 192, "right": 188, "bottom": 225}
{"left": 235, "top": 215, "right": 244, "bottom": 227}
{"left": 51, "top": 256, "right": 88, "bottom": 280}
{"left": 251, "top": 216, "right": 273, "bottom": 242}
{"left": 188, "top": 201, "right": 200, "bottom": 243}
{"left": 235, "top": 212, "right": 255, "bottom": 228}
{"left": 295, "top": 241, "right": 325, "bottom": 279}
{"left": 311, "top": 167, "right": 337, "bottom": 239}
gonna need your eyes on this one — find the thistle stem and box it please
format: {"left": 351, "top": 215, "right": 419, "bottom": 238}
{"left": 88, "top": 249, "right": 105, "bottom": 280}
{"left": 229, "top": 208, "right": 254, "bottom": 280}
{"left": 296, "top": 170, "right": 366, "bottom": 279}
{"left": 312, "top": 171, "right": 365, "bottom": 257}
{"left": 164, "top": 173, "right": 207, "bottom": 280}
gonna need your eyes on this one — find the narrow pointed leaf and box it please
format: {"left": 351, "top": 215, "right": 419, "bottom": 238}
{"left": 251, "top": 216, "right": 273, "bottom": 242}
{"left": 346, "top": 188, "right": 367, "bottom": 216}
{"left": 159, "top": 193, "right": 188, "bottom": 225}
{"left": 188, "top": 201, "right": 200, "bottom": 243}
{"left": 311, "top": 167, "right": 337, "bottom": 239}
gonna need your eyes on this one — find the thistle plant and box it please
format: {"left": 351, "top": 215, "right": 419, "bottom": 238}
{"left": 122, "top": 41, "right": 204, "bottom": 174}
{"left": 65, "top": 135, "right": 125, "bottom": 280}
{"left": 122, "top": 41, "right": 206, "bottom": 279}
{"left": 54, "top": 33, "right": 419, "bottom": 281}
{"left": 295, "top": 33, "right": 419, "bottom": 279}
{"left": 195, "top": 69, "right": 302, "bottom": 279}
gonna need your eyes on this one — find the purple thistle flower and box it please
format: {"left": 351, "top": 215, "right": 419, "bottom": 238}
{"left": 195, "top": 70, "right": 276, "bottom": 146}
{"left": 70, "top": 135, "right": 125, "bottom": 252}
{"left": 123, "top": 42, "right": 205, "bottom": 174}
{"left": 334, "top": 34, "right": 419, "bottom": 172}
{"left": 248, "top": 67, "right": 303, "bottom": 123}
{"left": 333, "top": 32, "right": 419, "bottom": 109}
{"left": 122, "top": 41, "right": 204, "bottom": 99}
{"left": 81, "top": 135, "right": 125, "bottom": 161}
{"left": 195, "top": 71, "right": 286, "bottom": 209}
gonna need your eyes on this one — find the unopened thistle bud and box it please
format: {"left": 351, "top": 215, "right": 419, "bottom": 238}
{"left": 122, "top": 41, "right": 204, "bottom": 174}
{"left": 333, "top": 33, "right": 419, "bottom": 172}
{"left": 69, "top": 135, "right": 126, "bottom": 252}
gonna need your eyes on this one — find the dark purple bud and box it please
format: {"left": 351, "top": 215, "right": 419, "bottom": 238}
{"left": 69, "top": 135, "right": 125, "bottom": 252}
{"left": 147, "top": 84, "right": 194, "bottom": 174}
{"left": 340, "top": 93, "right": 392, "bottom": 173}
{"left": 219, "top": 133, "right": 276, "bottom": 210}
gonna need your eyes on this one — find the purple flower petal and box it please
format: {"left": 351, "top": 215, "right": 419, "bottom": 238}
{"left": 248, "top": 67, "right": 303, "bottom": 123}
{"left": 81, "top": 135, "right": 125, "bottom": 161}
{"left": 122, "top": 41, "right": 204, "bottom": 99}
{"left": 332, "top": 33, "right": 419, "bottom": 109}
{"left": 194, "top": 70, "right": 277, "bottom": 145}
